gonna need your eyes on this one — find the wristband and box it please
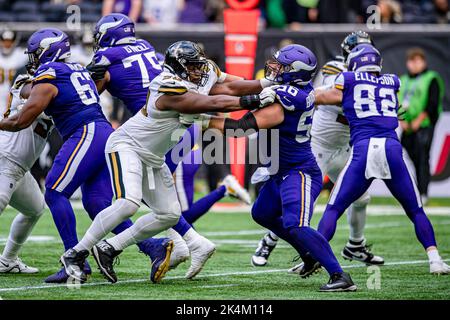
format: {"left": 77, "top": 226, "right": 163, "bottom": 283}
{"left": 239, "top": 94, "right": 260, "bottom": 110}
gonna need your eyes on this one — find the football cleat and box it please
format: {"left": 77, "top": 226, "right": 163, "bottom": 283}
{"left": 60, "top": 249, "right": 89, "bottom": 283}
{"left": 167, "top": 229, "right": 190, "bottom": 270}
{"left": 319, "top": 272, "right": 357, "bottom": 292}
{"left": 222, "top": 174, "right": 252, "bottom": 205}
{"left": 91, "top": 240, "right": 122, "bottom": 283}
{"left": 251, "top": 233, "right": 278, "bottom": 267}
{"left": 147, "top": 239, "right": 174, "bottom": 283}
{"left": 186, "top": 235, "right": 216, "bottom": 279}
{"left": 430, "top": 260, "right": 450, "bottom": 275}
{"left": 288, "top": 254, "right": 322, "bottom": 278}
{"left": 341, "top": 240, "right": 384, "bottom": 265}
{"left": 45, "top": 262, "right": 92, "bottom": 284}
{"left": 0, "top": 256, "right": 39, "bottom": 274}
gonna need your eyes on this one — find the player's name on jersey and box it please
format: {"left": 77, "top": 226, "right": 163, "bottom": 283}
{"left": 354, "top": 72, "right": 396, "bottom": 86}
{"left": 124, "top": 42, "right": 151, "bottom": 54}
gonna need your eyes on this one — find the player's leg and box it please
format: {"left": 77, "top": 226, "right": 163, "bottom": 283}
{"left": 94, "top": 164, "right": 181, "bottom": 283}
{"left": 251, "top": 178, "right": 313, "bottom": 270}
{"left": 317, "top": 143, "right": 373, "bottom": 242}
{"left": 383, "top": 139, "right": 449, "bottom": 274}
{"left": 313, "top": 140, "right": 383, "bottom": 264}
{"left": 280, "top": 170, "right": 356, "bottom": 291}
{"left": 81, "top": 164, "right": 172, "bottom": 269}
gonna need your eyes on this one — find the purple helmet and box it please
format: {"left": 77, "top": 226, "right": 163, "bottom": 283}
{"left": 25, "top": 28, "right": 70, "bottom": 74}
{"left": 265, "top": 44, "right": 317, "bottom": 85}
{"left": 347, "top": 44, "right": 382, "bottom": 73}
{"left": 94, "top": 13, "right": 135, "bottom": 52}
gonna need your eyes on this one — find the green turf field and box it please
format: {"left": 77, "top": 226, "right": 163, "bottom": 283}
{"left": 0, "top": 197, "right": 449, "bottom": 300}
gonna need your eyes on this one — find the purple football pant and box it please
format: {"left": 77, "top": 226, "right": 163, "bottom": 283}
{"left": 318, "top": 137, "right": 437, "bottom": 249}
{"left": 252, "top": 169, "right": 343, "bottom": 275}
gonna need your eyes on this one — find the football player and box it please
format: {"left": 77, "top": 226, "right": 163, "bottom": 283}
{"left": 0, "top": 72, "right": 51, "bottom": 274}
{"left": 87, "top": 14, "right": 251, "bottom": 279}
{"left": 0, "top": 29, "right": 28, "bottom": 106}
{"left": 0, "top": 28, "right": 172, "bottom": 284}
{"left": 60, "top": 40, "right": 275, "bottom": 283}
{"left": 252, "top": 31, "right": 384, "bottom": 271}
{"left": 205, "top": 44, "right": 357, "bottom": 291}
{"left": 314, "top": 44, "right": 449, "bottom": 275}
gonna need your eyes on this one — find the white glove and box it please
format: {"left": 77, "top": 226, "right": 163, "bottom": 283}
{"left": 258, "top": 86, "right": 278, "bottom": 108}
{"left": 179, "top": 113, "right": 212, "bottom": 130}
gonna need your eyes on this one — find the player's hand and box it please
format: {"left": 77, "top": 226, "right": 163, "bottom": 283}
{"left": 179, "top": 113, "right": 211, "bottom": 130}
{"left": 259, "top": 86, "right": 278, "bottom": 108}
{"left": 86, "top": 61, "right": 108, "bottom": 82}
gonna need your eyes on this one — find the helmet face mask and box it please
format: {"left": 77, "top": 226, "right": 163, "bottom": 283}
{"left": 264, "top": 57, "right": 285, "bottom": 83}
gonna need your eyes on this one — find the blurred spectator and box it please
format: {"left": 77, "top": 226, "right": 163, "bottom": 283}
{"left": 0, "top": 29, "right": 27, "bottom": 107}
{"left": 205, "top": 0, "right": 225, "bottom": 22}
{"left": 143, "top": 0, "right": 184, "bottom": 26}
{"left": 103, "top": 0, "right": 143, "bottom": 22}
{"left": 263, "top": 0, "right": 287, "bottom": 28}
{"left": 378, "top": 0, "right": 402, "bottom": 23}
{"left": 401, "top": 0, "right": 435, "bottom": 23}
{"left": 179, "top": 0, "right": 207, "bottom": 23}
{"left": 283, "top": 0, "right": 319, "bottom": 30}
{"left": 434, "top": 0, "right": 450, "bottom": 23}
{"left": 399, "top": 48, "right": 445, "bottom": 205}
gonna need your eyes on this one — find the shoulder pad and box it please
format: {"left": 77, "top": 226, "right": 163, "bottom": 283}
{"left": 208, "top": 59, "right": 222, "bottom": 78}
{"left": 12, "top": 74, "right": 32, "bottom": 90}
{"left": 321, "top": 60, "right": 347, "bottom": 76}
{"left": 33, "top": 66, "right": 57, "bottom": 82}
{"left": 157, "top": 74, "right": 188, "bottom": 95}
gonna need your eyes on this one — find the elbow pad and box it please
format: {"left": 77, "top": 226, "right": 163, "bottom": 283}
{"left": 223, "top": 112, "right": 258, "bottom": 137}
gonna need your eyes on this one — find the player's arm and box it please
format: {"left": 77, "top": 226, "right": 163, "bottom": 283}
{"left": 0, "top": 83, "right": 57, "bottom": 131}
{"left": 157, "top": 87, "right": 276, "bottom": 114}
{"left": 207, "top": 103, "right": 284, "bottom": 137}
{"left": 314, "top": 87, "right": 343, "bottom": 106}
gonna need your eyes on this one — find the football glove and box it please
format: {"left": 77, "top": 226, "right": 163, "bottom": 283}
{"left": 86, "top": 61, "right": 108, "bottom": 82}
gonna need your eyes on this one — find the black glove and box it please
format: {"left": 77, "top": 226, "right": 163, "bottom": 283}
{"left": 86, "top": 61, "right": 108, "bottom": 81}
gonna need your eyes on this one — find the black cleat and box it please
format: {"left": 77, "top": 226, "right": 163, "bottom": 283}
{"left": 319, "top": 272, "right": 357, "bottom": 292}
{"left": 288, "top": 253, "right": 322, "bottom": 278}
{"left": 60, "top": 249, "right": 90, "bottom": 283}
{"left": 341, "top": 240, "right": 384, "bottom": 265}
{"left": 91, "top": 240, "right": 122, "bottom": 283}
{"left": 251, "top": 233, "right": 278, "bottom": 267}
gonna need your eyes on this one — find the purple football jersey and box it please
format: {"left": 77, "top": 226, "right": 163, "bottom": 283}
{"left": 33, "top": 62, "right": 106, "bottom": 140}
{"left": 94, "top": 39, "right": 163, "bottom": 114}
{"left": 335, "top": 71, "right": 401, "bottom": 145}
{"left": 272, "top": 83, "right": 319, "bottom": 175}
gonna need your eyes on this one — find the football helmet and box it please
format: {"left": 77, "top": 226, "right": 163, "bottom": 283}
{"left": 347, "top": 44, "right": 382, "bottom": 73}
{"left": 93, "top": 13, "right": 136, "bottom": 52}
{"left": 341, "top": 30, "right": 373, "bottom": 60}
{"left": 164, "top": 41, "right": 209, "bottom": 86}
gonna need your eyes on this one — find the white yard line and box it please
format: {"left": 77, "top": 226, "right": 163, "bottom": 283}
{"left": 0, "top": 258, "right": 447, "bottom": 293}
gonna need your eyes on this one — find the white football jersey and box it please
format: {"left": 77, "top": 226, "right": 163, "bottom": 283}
{"left": 0, "top": 47, "right": 28, "bottom": 106}
{"left": 311, "top": 59, "right": 350, "bottom": 148}
{"left": 106, "top": 60, "right": 226, "bottom": 167}
{"left": 0, "top": 74, "right": 54, "bottom": 171}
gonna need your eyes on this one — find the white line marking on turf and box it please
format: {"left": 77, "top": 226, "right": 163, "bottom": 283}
{"left": 198, "top": 284, "right": 238, "bottom": 289}
{"left": 0, "top": 236, "right": 56, "bottom": 244}
{"left": 0, "top": 258, "right": 448, "bottom": 293}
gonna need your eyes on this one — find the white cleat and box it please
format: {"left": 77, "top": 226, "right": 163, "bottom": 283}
{"left": 167, "top": 229, "right": 190, "bottom": 270}
{"left": 0, "top": 256, "right": 39, "bottom": 274}
{"left": 185, "top": 236, "right": 216, "bottom": 279}
{"left": 430, "top": 260, "right": 450, "bottom": 275}
{"left": 288, "top": 263, "right": 303, "bottom": 275}
{"left": 222, "top": 174, "right": 251, "bottom": 205}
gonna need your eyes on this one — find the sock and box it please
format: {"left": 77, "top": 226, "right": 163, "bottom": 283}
{"left": 172, "top": 215, "right": 192, "bottom": 237}
{"left": 183, "top": 186, "right": 226, "bottom": 224}
{"left": 2, "top": 212, "right": 42, "bottom": 260}
{"left": 409, "top": 209, "right": 437, "bottom": 249}
{"left": 264, "top": 232, "right": 278, "bottom": 246}
{"left": 182, "top": 228, "right": 202, "bottom": 248}
{"left": 346, "top": 238, "right": 365, "bottom": 248}
{"left": 74, "top": 199, "right": 139, "bottom": 252}
{"left": 317, "top": 205, "right": 342, "bottom": 242}
{"left": 108, "top": 211, "right": 173, "bottom": 251}
{"left": 45, "top": 189, "right": 79, "bottom": 250}
{"left": 427, "top": 248, "right": 441, "bottom": 262}
{"left": 288, "top": 226, "right": 343, "bottom": 275}
{"left": 347, "top": 203, "right": 367, "bottom": 242}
